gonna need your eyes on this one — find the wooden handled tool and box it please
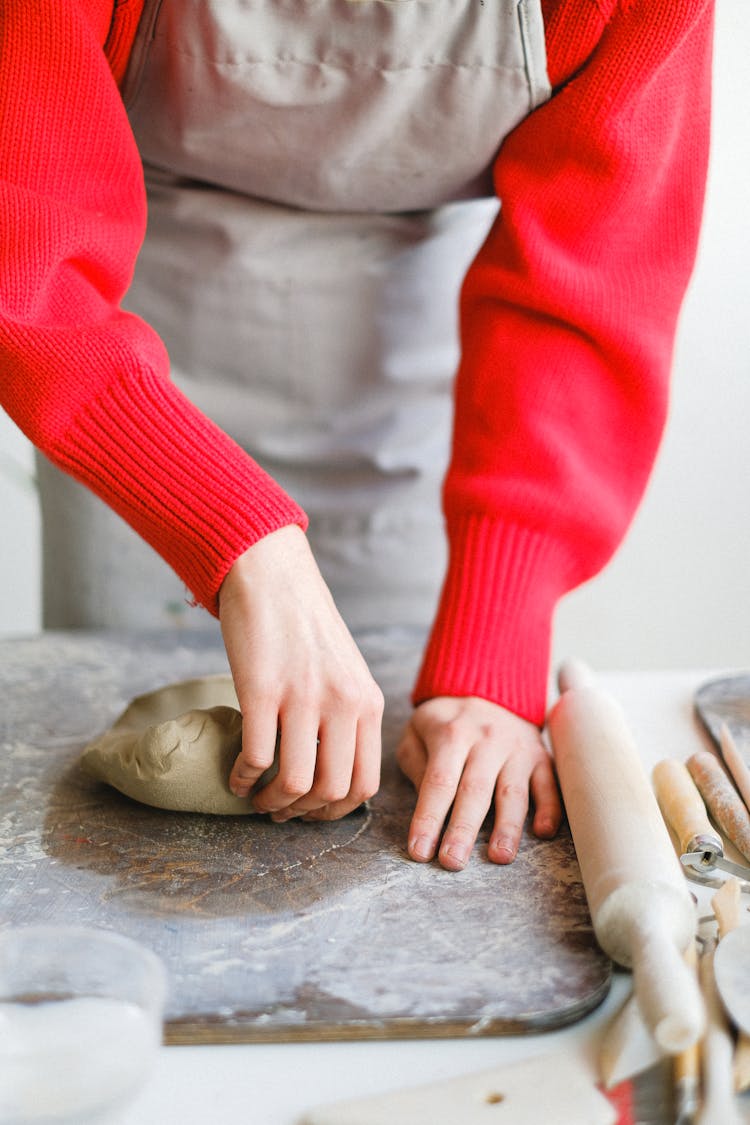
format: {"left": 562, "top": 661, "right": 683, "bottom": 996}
{"left": 650, "top": 757, "right": 750, "bottom": 882}
{"left": 687, "top": 750, "right": 750, "bottom": 864}
{"left": 697, "top": 937, "right": 744, "bottom": 1125}
{"left": 718, "top": 723, "right": 750, "bottom": 814}
{"left": 547, "top": 661, "right": 704, "bottom": 1053}
{"left": 652, "top": 758, "right": 722, "bottom": 858}
{"left": 712, "top": 879, "right": 750, "bottom": 1093}
{"left": 672, "top": 946, "right": 702, "bottom": 1125}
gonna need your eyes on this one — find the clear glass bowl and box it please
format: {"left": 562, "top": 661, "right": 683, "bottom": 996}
{"left": 0, "top": 926, "right": 167, "bottom": 1124}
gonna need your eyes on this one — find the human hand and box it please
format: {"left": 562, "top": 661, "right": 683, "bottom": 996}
{"left": 397, "top": 696, "right": 561, "bottom": 870}
{"left": 218, "top": 525, "right": 384, "bottom": 821}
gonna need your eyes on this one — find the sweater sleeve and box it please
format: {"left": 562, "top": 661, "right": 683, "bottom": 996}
{"left": 0, "top": 0, "right": 307, "bottom": 615}
{"left": 413, "top": 0, "right": 715, "bottom": 724}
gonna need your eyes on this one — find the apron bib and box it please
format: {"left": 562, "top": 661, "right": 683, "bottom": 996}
{"left": 39, "top": 0, "right": 549, "bottom": 631}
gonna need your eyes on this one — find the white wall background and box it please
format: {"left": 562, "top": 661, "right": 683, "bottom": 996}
{"left": 2, "top": 0, "right": 749, "bottom": 674}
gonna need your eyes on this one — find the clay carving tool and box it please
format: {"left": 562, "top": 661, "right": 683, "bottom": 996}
{"left": 651, "top": 757, "right": 750, "bottom": 885}
{"left": 547, "top": 660, "right": 704, "bottom": 1055}
{"left": 710, "top": 878, "right": 750, "bottom": 1091}
{"left": 717, "top": 722, "right": 750, "bottom": 815}
{"left": 672, "top": 942, "right": 702, "bottom": 1125}
{"left": 694, "top": 674, "right": 750, "bottom": 808}
{"left": 696, "top": 935, "right": 743, "bottom": 1125}
{"left": 686, "top": 750, "right": 750, "bottom": 865}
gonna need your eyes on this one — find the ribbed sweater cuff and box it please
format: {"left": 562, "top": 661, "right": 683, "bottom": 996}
{"left": 54, "top": 370, "right": 308, "bottom": 614}
{"left": 413, "top": 515, "right": 576, "bottom": 726}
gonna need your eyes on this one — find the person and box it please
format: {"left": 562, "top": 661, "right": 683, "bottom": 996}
{"left": 0, "top": 0, "right": 713, "bottom": 870}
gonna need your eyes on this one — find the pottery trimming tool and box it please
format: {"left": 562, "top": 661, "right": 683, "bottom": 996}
{"left": 651, "top": 758, "right": 750, "bottom": 886}
{"left": 686, "top": 750, "right": 750, "bottom": 865}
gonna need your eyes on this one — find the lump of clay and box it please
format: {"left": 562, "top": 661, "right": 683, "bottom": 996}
{"left": 79, "top": 676, "right": 275, "bottom": 815}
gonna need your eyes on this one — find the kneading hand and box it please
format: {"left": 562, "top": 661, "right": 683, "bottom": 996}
{"left": 397, "top": 695, "right": 562, "bottom": 870}
{"left": 218, "top": 525, "right": 384, "bottom": 821}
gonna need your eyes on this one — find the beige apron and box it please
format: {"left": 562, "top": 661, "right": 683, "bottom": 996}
{"left": 39, "top": 0, "right": 549, "bottom": 631}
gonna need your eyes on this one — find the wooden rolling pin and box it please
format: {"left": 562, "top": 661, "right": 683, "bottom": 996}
{"left": 547, "top": 661, "right": 704, "bottom": 1053}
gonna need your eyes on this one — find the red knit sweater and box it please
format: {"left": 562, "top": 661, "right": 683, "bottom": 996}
{"left": 0, "top": 0, "right": 714, "bottom": 724}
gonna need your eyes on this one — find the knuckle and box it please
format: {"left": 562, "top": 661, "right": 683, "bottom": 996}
{"left": 328, "top": 673, "right": 367, "bottom": 711}
{"left": 443, "top": 823, "right": 476, "bottom": 845}
{"left": 425, "top": 768, "right": 459, "bottom": 793}
{"left": 294, "top": 683, "right": 323, "bottom": 712}
{"left": 498, "top": 781, "right": 528, "bottom": 803}
{"left": 350, "top": 780, "right": 378, "bottom": 805}
{"left": 241, "top": 750, "right": 275, "bottom": 771}
{"left": 278, "top": 774, "right": 311, "bottom": 800}
{"left": 411, "top": 811, "right": 445, "bottom": 833}
{"left": 366, "top": 683, "right": 385, "bottom": 716}
{"left": 315, "top": 780, "right": 351, "bottom": 804}
{"left": 434, "top": 719, "right": 466, "bottom": 752}
{"left": 493, "top": 821, "right": 524, "bottom": 840}
{"left": 459, "top": 774, "right": 493, "bottom": 799}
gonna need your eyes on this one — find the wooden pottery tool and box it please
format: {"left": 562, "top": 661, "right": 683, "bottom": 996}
{"left": 711, "top": 879, "right": 750, "bottom": 1091}
{"left": 695, "top": 674, "right": 750, "bottom": 807}
{"left": 718, "top": 723, "right": 750, "bottom": 814}
{"left": 696, "top": 938, "right": 744, "bottom": 1125}
{"left": 547, "top": 660, "right": 704, "bottom": 1054}
{"left": 686, "top": 751, "right": 750, "bottom": 865}
{"left": 671, "top": 942, "right": 701, "bottom": 1125}
{"left": 652, "top": 758, "right": 750, "bottom": 885}
{"left": 303, "top": 1052, "right": 618, "bottom": 1125}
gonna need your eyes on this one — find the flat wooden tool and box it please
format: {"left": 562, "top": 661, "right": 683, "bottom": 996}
{"left": 304, "top": 1053, "right": 616, "bottom": 1125}
{"left": 548, "top": 661, "right": 704, "bottom": 1054}
{"left": 697, "top": 941, "right": 743, "bottom": 1125}
{"left": 711, "top": 879, "right": 750, "bottom": 1092}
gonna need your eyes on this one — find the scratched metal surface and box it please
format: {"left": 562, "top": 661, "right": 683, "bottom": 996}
{"left": 694, "top": 673, "right": 750, "bottom": 757}
{"left": 0, "top": 629, "right": 610, "bottom": 1043}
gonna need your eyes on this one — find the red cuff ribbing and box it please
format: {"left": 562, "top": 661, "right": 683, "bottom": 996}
{"left": 413, "top": 514, "right": 577, "bottom": 725}
{"left": 53, "top": 369, "right": 308, "bottom": 614}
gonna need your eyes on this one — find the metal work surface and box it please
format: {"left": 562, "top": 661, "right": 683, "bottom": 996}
{"left": 0, "top": 629, "right": 610, "bottom": 1043}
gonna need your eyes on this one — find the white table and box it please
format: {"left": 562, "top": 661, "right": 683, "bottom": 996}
{"left": 120, "top": 670, "right": 747, "bottom": 1124}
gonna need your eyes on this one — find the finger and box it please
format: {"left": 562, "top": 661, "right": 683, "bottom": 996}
{"left": 229, "top": 704, "right": 279, "bottom": 797}
{"left": 530, "top": 757, "right": 563, "bottom": 838}
{"left": 487, "top": 759, "right": 533, "bottom": 865}
{"left": 271, "top": 711, "right": 357, "bottom": 821}
{"left": 251, "top": 710, "right": 318, "bottom": 814}
{"left": 395, "top": 726, "right": 428, "bottom": 790}
{"left": 437, "top": 751, "right": 495, "bottom": 871}
{"left": 406, "top": 750, "right": 465, "bottom": 864}
{"left": 301, "top": 708, "right": 383, "bottom": 822}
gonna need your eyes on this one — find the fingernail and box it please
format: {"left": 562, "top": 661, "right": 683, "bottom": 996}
{"left": 231, "top": 785, "right": 249, "bottom": 798}
{"left": 409, "top": 835, "right": 434, "bottom": 861}
{"left": 490, "top": 837, "right": 517, "bottom": 863}
{"left": 441, "top": 844, "right": 469, "bottom": 869}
